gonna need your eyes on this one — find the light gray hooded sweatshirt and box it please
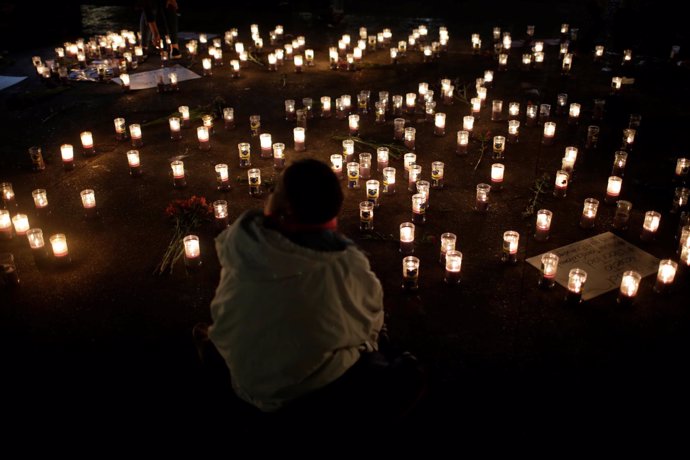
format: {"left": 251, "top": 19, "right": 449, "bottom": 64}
{"left": 209, "top": 210, "right": 384, "bottom": 412}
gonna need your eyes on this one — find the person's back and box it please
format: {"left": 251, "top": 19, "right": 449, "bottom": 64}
{"left": 209, "top": 159, "right": 384, "bottom": 412}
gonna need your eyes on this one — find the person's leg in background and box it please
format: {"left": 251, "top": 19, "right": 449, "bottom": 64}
{"left": 161, "top": 0, "right": 181, "bottom": 58}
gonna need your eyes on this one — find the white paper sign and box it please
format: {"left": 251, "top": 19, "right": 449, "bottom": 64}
{"left": 526, "top": 232, "right": 659, "bottom": 301}
{"left": 112, "top": 65, "right": 200, "bottom": 90}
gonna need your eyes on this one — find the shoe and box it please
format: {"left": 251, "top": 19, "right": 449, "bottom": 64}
{"left": 170, "top": 47, "right": 182, "bottom": 59}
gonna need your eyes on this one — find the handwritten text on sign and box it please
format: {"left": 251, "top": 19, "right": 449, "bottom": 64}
{"left": 526, "top": 232, "right": 658, "bottom": 301}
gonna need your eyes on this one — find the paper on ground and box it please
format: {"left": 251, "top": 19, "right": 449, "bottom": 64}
{"left": 112, "top": 65, "right": 200, "bottom": 90}
{"left": 526, "top": 232, "right": 659, "bottom": 301}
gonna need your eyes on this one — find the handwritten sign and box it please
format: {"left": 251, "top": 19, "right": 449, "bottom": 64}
{"left": 112, "top": 65, "right": 201, "bottom": 90}
{"left": 526, "top": 232, "right": 659, "bottom": 301}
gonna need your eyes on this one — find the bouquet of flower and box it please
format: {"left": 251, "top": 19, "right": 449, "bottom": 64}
{"left": 155, "top": 195, "right": 213, "bottom": 275}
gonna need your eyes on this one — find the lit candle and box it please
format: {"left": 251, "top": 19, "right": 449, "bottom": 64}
{"left": 114, "top": 117, "right": 127, "bottom": 141}
{"left": 330, "top": 154, "right": 343, "bottom": 179}
{"left": 293, "top": 127, "right": 306, "bottom": 152}
{"left": 470, "top": 97, "right": 481, "bottom": 118}
{"left": 673, "top": 187, "right": 690, "bottom": 212}
{"left": 525, "top": 103, "right": 537, "bottom": 126}
{"left": 214, "top": 163, "right": 230, "bottom": 191}
{"left": 483, "top": 70, "right": 494, "bottom": 87}
{"left": 1, "top": 182, "right": 15, "bottom": 209}
{"left": 347, "top": 162, "right": 360, "bottom": 189}
{"left": 168, "top": 116, "right": 182, "bottom": 141}
{"left": 402, "top": 153, "right": 416, "bottom": 181}
{"left": 605, "top": 176, "right": 623, "bottom": 204}
{"left": 463, "top": 115, "right": 475, "bottom": 134}
{"left": 622, "top": 49, "right": 632, "bottom": 64}
{"left": 594, "top": 45, "right": 605, "bottom": 60}
{"left": 171, "top": 160, "right": 186, "bottom": 188}
{"left": 502, "top": 231, "right": 519, "bottom": 264}
{"left": 568, "top": 103, "right": 581, "bottom": 125}
{"left": 201, "top": 114, "right": 214, "bottom": 134}
{"left": 618, "top": 270, "right": 641, "bottom": 305}
{"left": 431, "top": 161, "right": 444, "bottom": 189}
{"left": 305, "top": 49, "right": 314, "bottom": 66}
{"left": 416, "top": 180, "right": 430, "bottom": 209}
{"left": 359, "top": 201, "right": 374, "bottom": 231}
{"left": 654, "top": 259, "right": 677, "bottom": 294}
{"left": 439, "top": 232, "right": 457, "bottom": 265}
{"left": 640, "top": 210, "right": 661, "bottom": 241}
{"left": 611, "top": 200, "right": 633, "bottom": 231}
{"left": 389, "top": 47, "right": 398, "bottom": 63}
{"left": 202, "top": 58, "right": 212, "bottom": 76}
{"left": 223, "top": 107, "right": 234, "bottom": 129}
{"left": 553, "top": 170, "right": 569, "bottom": 198}
{"left": 80, "top": 189, "right": 98, "bottom": 218}
{"left": 675, "top": 158, "right": 689, "bottom": 181}
{"left": 348, "top": 114, "right": 360, "bottom": 136}
{"left": 405, "top": 93, "right": 416, "bottom": 113}
{"left": 490, "top": 163, "right": 505, "bottom": 190}
{"left": 434, "top": 112, "right": 446, "bottom": 136}
{"left": 498, "top": 53, "right": 508, "bottom": 71}
{"left": 237, "top": 142, "right": 251, "bottom": 168}
{"left": 411, "top": 194, "right": 426, "bottom": 224}
{"left": 32, "top": 188, "right": 49, "bottom": 213}
{"left": 439, "top": 249, "right": 462, "bottom": 285}
{"left": 562, "top": 53, "right": 572, "bottom": 74}
{"left": 272, "top": 143, "right": 285, "bottom": 170}
{"left": 402, "top": 256, "right": 420, "bottom": 291}
{"left": 342, "top": 139, "right": 355, "bottom": 163}
{"left": 49, "top": 233, "right": 70, "bottom": 263}
{"left": 247, "top": 168, "right": 261, "bottom": 196}
{"left": 183, "top": 235, "right": 201, "bottom": 268}
{"left": 542, "top": 122, "right": 556, "bottom": 145}
{"left": 80, "top": 131, "right": 95, "bottom": 155}
{"left": 293, "top": 54, "right": 303, "bottom": 73}
{"left": 383, "top": 167, "right": 396, "bottom": 194}
{"left": 376, "top": 147, "right": 389, "bottom": 171}
{"left": 129, "top": 123, "right": 142, "bottom": 148}
{"left": 57, "top": 143, "right": 74, "bottom": 170}
{"left": 179, "top": 106, "right": 191, "bottom": 128}
{"left": 611, "top": 76, "right": 622, "bottom": 92}
{"left": 522, "top": 53, "right": 532, "bottom": 69}
{"left": 506, "top": 120, "right": 520, "bottom": 144}
{"left": 534, "top": 209, "right": 553, "bottom": 242}
{"left": 126, "top": 150, "right": 141, "bottom": 177}
{"left": 356, "top": 152, "right": 371, "bottom": 180}
{"left": 197, "top": 126, "right": 210, "bottom": 151}
{"left": 26, "top": 228, "right": 48, "bottom": 264}
{"left": 392, "top": 95, "right": 403, "bottom": 116}
{"left": 406, "top": 164, "right": 421, "bottom": 192}
{"left": 539, "top": 253, "right": 559, "bottom": 289}
{"left": 404, "top": 127, "right": 416, "bottom": 151}
{"left": 579, "top": 198, "right": 599, "bottom": 229}
{"left": 120, "top": 73, "right": 130, "bottom": 90}
{"left": 611, "top": 151, "right": 628, "bottom": 177}
{"left": 357, "top": 92, "right": 368, "bottom": 114}
{"left": 566, "top": 268, "right": 587, "bottom": 304}
{"left": 475, "top": 183, "right": 491, "bottom": 212}
{"left": 508, "top": 102, "right": 520, "bottom": 119}
{"left": 365, "top": 180, "right": 380, "bottom": 208}
{"left": 321, "top": 96, "right": 332, "bottom": 118}
{"left": 622, "top": 128, "right": 636, "bottom": 151}
{"left": 169, "top": 72, "right": 178, "bottom": 90}
{"left": 0, "top": 210, "right": 12, "bottom": 240}
{"left": 492, "top": 136, "right": 505, "bottom": 160}
{"left": 400, "top": 222, "right": 415, "bottom": 255}
{"left": 12, "top": 214, "right": 29, "bottom": 235}
{"left": 456, "top": 130, "right": 469, "bottom": 155}
{"left": 213, "top": 200, "right": 229, "bottom": 230}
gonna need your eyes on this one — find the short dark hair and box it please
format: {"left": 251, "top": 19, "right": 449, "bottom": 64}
{"left": 282, "top": 159, "right": 343, "bottom": 224}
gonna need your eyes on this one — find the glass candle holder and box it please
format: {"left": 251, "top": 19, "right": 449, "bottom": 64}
{"left": 434, "top": 112, "right": 446, "bottom": 136}
{"left": 622, "top": 128, "right": 636, "bottom": 151}
{"left": 375, "top": 101, "right": 386, "bottom": 124}
{"left": 439, "top": 232, "right": 457, "bottom": 265}
{"left": 522, "top": 53, "right": 532, "bottom": 69}
{"left": 291, "top": 127, "right": 305, "bottom": 152}
{"left": 525, "top": 103, "right": 537, "bottom": 127}
{"left": 408, "top": 164, "right": 422, "bottom": 192}
{"left": 295, "top": 108, "right": 307, "bottom": 128}
{"left": 654, "top": 259, "right": 677, "bottom": 294}
{"left": 358, "top": 153, "right": 372, "bottom": 180}
{"left": 402, "top": 256, "right": 420, "bottom": 291}
{"left": 611, "top": 76, "right": 622, "bottom": 92}
{"left": 126, "top": 150, "right": 141, "bottom": 177}
{"left": 404, "top": 127, "right": 416, "bottom": 151}
{"left": 269, "top": 143, "right": 285, "bottom": 170}
{"left": 347, "top": 162, "right": 360, "bottom": 189}
{"left": 114, "top": 117, "right": 127, "bottom": 141}
{"left": 617, "top": 270, "right": 641, "bottom": 305}
{"left": 411, "top": 194, "right": 426, "bottom": 224}
{"left": 566, "top": 268, "right": 587, "bottom": 304}
{"left": 605, "top": 176, "right": 623, "bottom": 204}
{"left": 357, "top": 92, "right": 368, "bottom": 114}
{"left": 32, "top": 188, "right": 49, "bottom": 213}
{"left": 673, "top": 187, "right": 690, "bottom": 213}
{"left": 80, "top": 131, "right": 95, "bottom": 155}
{"left": 383, "top": 167, "right": 396, "bottom": 194}
{"left": 608, "top": 151, "right": 628, "bottom": 177}
{"left": 400, "top": 222, "right": 415, "bottom": 255}
{"left": 223, "top": 107, "right": 235, "bottom": 129}
{"left": 491, "top": 100, "right": 503, "bottom": 121}
{"left": 498, "top": 53, "right": 508, "bottom": 71}
{"left": 233, "top": 142, "right": 250, "bottom": 169}
{"left": 492, "top": 136, "right": 505, "bottom": 160}
{"left": 568, "top": 103, "right": 581, "bottom": 125}
{"left": 348, "top": 114, "right": 360, "bottom": 136}
{"left": 579, "top": 198, "right": 599, "bottom": 229}
{"left": 539, "top": 104, "right": 551, "bottom": 124}
{"left": 197, "top": 126, "right": 210, "bottom": 151}
{"left": 471, "top": 98, "right": 481, "bottom": 118}
{"left": 330, "top": 154, "right": 343, "bottom": 179}
{"left": 542, "top": 122, "right": 556, "bottom": 145}
{"left": 456, "top": 130, "right": 469, "bottom": 155}
{"left": 416, "top": 180, "right": 430, "bottom": 209}
{"left": 393, "top": 118, "right": 405, "bottom": 141}
{"left": 405, "top": 93, "right": 416, "bottom": 113}
{"left": 11, "top": 214, "right": 29, "bottom": 235}
{"left": 507, "top": 120, "right": 520, "bottom": 144}
{"left": 0, "top": 210, "right": 12, "bottom": 240}
{"left": 213, "top": 200, "right": 229, "bottom": 230}
{"left": 444, "top": 250, "right": 463, "bottom": 285}
{"left": 534, "top": 209, "right": 553, "bottom": 241}
{"left": 463, "top": 116, "right": 475, "bottom": 134}
{"left": 183, "top": 235, "right": 202, "bottom": 269}
{"left": 293, "top": 54, "right": 303, "bottom": 72}
{"left": 376, "top": 147, "right": 389, "bottom": 171}
{"left": 249, "top": 115, "right": 261, "bottom": 137}
{"left": 490, "top": 163, "right": 505, "bottom": 190}
{"left": 640, "top": 211, "right": 661, "bottom": 241}
{"left": 338, "top": 139, "right": 354, "bottom": 164}
{"left": 359, "top": 201, "right": 374, "bottom": 231}
{"left": 366, "top": 180, "right": 380, "bottom": 207}
{"left": 247, "top": 168, "right": 261, "bottom": 196}
{"left": 610, "top": 200, "right": 633, "bottom": 231}
{"left": 168, "top": 116, "right": 182, "bottom": 141}
{"left": 171, "top": 160, "right": 186, "bottom": 188}
{"left": 553, "top": 170, "right": 569, "bottom": 198}
{"left": 27, "top": 228, "right": 49, "bottom": 265}
{"left": 60, "top": 144, "right": 75, "bottom": 170}
{"left": 49, "top": 233, "right": 70, "bottom": 264}
{"left": 129, "top": 124, "right": 142, "bottom": 148}
{"left": 79, "top": 189, "right": 97, "bottom": 219}
{"left": 508, "top": 102, "right": 520, "bottom": 119}
{"left": 257, "top": 133, "right": 272, "bottom": 159}
{"left": 539, "top": 253, "right": 559, "bottom": 288}
{"left": 321, "top": 96, "right": 332, "bottom": 118}
{"left": 214, "top": 163, "right": 230, "bottom": 191}
{"left": 502, "top": 231, "right": 519, "bottom": 264}
{"left": 431, "top": 161, "right": 444, "bottom": 189}
{"left": 674, "top": 158, "right": 689, "bottom": 183}
{"left": 586, "top": 125, "right": 600, "bottom": 149}
{"left": 594, "top": 45, "right": 605, "bottom": 60}
{"left": 475, "top": 183, "right": 491, "bottom": 212}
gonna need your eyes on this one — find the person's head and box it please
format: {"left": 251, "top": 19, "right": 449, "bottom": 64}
{"left": 265, "top": 159, "right": 343, "bottom": 225}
